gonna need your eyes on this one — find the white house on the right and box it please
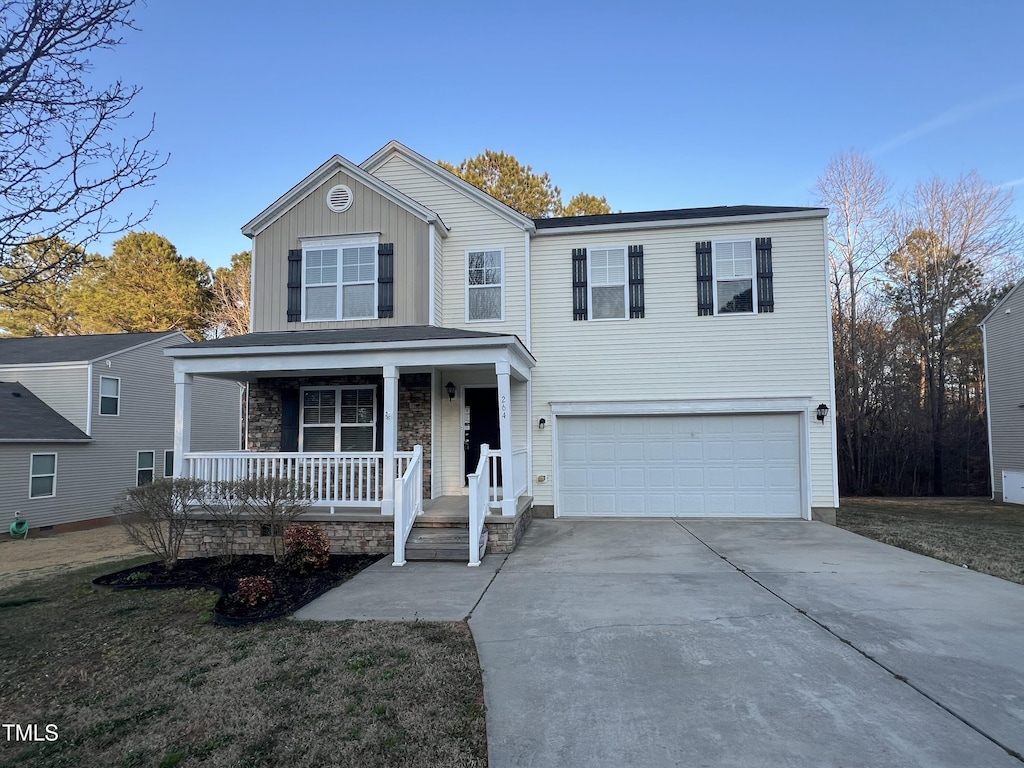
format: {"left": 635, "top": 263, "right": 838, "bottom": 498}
{"left": 981, "top": 281, "right": 1024, "bottom": 504}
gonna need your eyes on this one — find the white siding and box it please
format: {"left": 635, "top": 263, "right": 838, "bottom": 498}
{"left": 0, "top": 365, "right": 88, "bottom": 430}
{"left": 528, "top": 216, "right": 836, "bottom": 510}
{"left": 371, "top": 155, "right": 529, "bottom": 339}
{"left": 984, "top": 284, "right": 1024, "bottom": 498}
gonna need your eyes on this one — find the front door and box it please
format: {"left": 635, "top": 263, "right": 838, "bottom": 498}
{"left": 464, "top": 387, "right": 500, "bottom": 485}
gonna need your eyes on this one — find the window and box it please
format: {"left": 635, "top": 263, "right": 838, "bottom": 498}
{"left": 164, "top": 450, "right": 174, "bottom": 478}
{"left": 300, "top": 386, "right": 376, "bottom": 451}
{"left": 589, "top": 247, "right": 627, "bottom": 320}
{"left": 466, "top": 249, "right": 503, "bottom": 321}
{"left": 30, "top": 453, "right": 56, "bottom": 498}
{"left": 99, "top": 376, "right": 120, "bottom": 415}
{"left": 137, "top": 451, "right": 154, "bottom": 486}
{"left": 303, "top": 239, "right": 376, "bottom": 321}
{"left": 714, "top": 240, "right": 755, "bottom": 314}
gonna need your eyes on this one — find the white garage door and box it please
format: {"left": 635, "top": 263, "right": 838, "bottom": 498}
{"left": 557, "top": 413, "right": 802, "bottom": 517}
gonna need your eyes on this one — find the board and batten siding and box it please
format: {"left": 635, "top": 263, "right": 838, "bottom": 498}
{"left": 984, "top": 284, "right": 1024, "bottom": 498}
{"left": 0, "top": 364, "right": 89, "bottom": 431}
{"left": 251, "top": 168, "right": 430, "bottom": 332}
{"left": 527, "top": 216, "right": 836, "bottom": 511}
{"left": 370, "top": 154, "right": 530, "bottom": 339}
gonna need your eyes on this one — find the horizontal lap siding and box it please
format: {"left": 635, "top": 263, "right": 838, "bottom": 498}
{"left": 529, "top": 217, "right": 835, "bottom": 509}
{"left": 252, "top": 169, "right": 429, "bottom": 332}
{"left": 0, "top": 365, "right": 88, "bottom": 431}
{"left": 191, "top": 377, "right": 243, "bottom": 451}
{"left": 0, "top": 443, "right": 99, "bottom": 529}
{"left": 371, "top": 156, "right": 528, "bottom": 339}
{"left": 985, "top": 287, "right": 1024, "bottom": 496}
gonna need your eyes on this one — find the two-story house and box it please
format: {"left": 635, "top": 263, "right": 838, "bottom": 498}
{"left": 981, "top": 282, "right": 1024, "bottom": 504}
{"left": 0, "top": 332, "right": 243, "bottom": 533}
{"left": 167, "top": 141, "right": 838, "bottom": 562}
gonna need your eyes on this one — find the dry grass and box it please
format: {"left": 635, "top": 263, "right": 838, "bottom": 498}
{"left": 838, "top": 497, "right": 1024, "bottom": 585}
{"left": 0, "top": 559, "right": 487, "bottom": 768}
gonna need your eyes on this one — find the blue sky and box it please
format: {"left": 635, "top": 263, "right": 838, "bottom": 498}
{"left": 89, "top": 0, "right": 1024, "bottom": 269}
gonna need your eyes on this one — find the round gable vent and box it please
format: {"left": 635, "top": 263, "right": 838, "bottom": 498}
{"left": 326, "top": 184, "right": 353, "bottom": 213}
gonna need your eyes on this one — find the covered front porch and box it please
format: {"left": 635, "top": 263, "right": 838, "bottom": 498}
{"left": 166, "top": 327, "right": 536, "bottom": 564}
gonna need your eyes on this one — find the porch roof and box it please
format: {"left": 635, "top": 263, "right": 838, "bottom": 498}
{"left": 165, "top": 325, "right": 535, "bottom": 380}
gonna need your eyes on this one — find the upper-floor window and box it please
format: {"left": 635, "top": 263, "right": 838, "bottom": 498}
{"left": 589, "top": 247, "right": 627, "bottom": 320}
{"left": 300, "top": 386, "right": 376, "bottom": 451}
{"left": 30, "top": 453, "right": 57, "bottom": 498}
{"left": 303, "top": 238, "right": 377, "bottom": 321}
{"left": 99, "top": 376, "right": 120, "bottom": 415}
{"left": 466, "top": 249, "right": 504, "bottom": 321}
{"left": 714, "top": 240, "right": 755, "bottom": 314}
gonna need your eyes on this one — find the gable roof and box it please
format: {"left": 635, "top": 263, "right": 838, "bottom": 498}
{"left": 0, "top": 381, "right": 91, "bottom": 442}
{"left": 533, "top": 205, "right": 828, "bottom": 232}
{"left": 979, "top": 280, "right": 1022, "bottom": 327}
{"left": 241, "top": 153, "right": 449, "bottom": 238}
{"left": 361, "top": 141, "right": 537, "bottom": 232}
{"left": 0, "top": 332, "right": 186, "bottom": 366}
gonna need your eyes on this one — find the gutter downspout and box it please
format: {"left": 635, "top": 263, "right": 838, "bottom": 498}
{"left": 85, "top": 363, "right": 93, "bottom": 436}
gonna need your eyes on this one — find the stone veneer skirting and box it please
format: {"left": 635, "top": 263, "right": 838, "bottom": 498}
{"left": 247, "top": 373, "right": 432, "bottom": 498}
{"left": 179, "top": 508, "right": 532, "bottom": 560}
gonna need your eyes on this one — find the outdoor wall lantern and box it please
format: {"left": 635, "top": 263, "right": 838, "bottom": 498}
{"left": 538, "top": 418, "right": 546, "bottom": 430}
{"left": 445, "top": 381, "right": 456, "bottom": 402}
{"left": 816, "top": 403, "right": 829, "bottom": 423}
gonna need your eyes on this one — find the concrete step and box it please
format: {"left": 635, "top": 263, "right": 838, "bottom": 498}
{"left": 405, "top": 526, "right": 487, "bottom": 561}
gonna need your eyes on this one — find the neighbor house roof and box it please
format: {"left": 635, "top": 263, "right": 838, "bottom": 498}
{"left": 533, "top": 205, "right": 828, "bottom": 233}
{"left": 241, "top": 152, "right": 449, "bottom": 238}
{"left": 0, "top": 331, "right": 186, "bottom": 366}
{"left": 0, "top": 381, "right": 91, "bottom": 442}
{"left": 168, "top": 325, "right": 519, "bottom": 352}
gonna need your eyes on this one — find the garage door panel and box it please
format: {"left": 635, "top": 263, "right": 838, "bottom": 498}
{"left": 558, "top": 412, "right": 802, "bottom": 518}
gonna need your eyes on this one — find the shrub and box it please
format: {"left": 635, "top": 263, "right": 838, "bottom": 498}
{"left": 284, "top": 525, "right": 331, "bottom": 574}
{"left": 115, "top": 478, "right": 205, "bottom": 571}
{"left": 235, "top": 477, "right": 312, "bottom": 563}
{"left": 197, "top": 480, "right": 249, "bottom": 563}
{"left": 236, "top": 576, "right": 274, "bottom": 607}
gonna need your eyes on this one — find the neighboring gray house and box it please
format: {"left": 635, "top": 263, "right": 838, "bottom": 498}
{"left": 981, "top": 282, "right": 1024, "bottom": 504}
{"left": 0, "top": 332, "right": 242, "bottom": 532}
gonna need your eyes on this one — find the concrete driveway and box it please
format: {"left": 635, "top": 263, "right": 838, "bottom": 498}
{"left": 469, "top": 519, "right": 1024, "bottom": 767}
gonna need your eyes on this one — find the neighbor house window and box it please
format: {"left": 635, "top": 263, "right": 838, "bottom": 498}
{"left": 466, "top": 249, "right": 503, "bottom": 321}
{"left": 300, "top": 386, "right": 376, "bottom": 451}
{"left": 164, "top": 450, "right": 174, "bottom": 478}
{"left": 29, "top": 453, "right": 57, "bottom": 498}
{"left": 714, "top": 240, "right": 756, "bottom": 314}
{"left": 137, "top": 451, "right": 154, "bottom": 486}
{"left": 99, "top": 376, "right": 120, "bottom": 415}
{"left": 589, "top": 247, "right": 627, "bottom": 320}
{"left": 303, "top": 239, "right": 376, "bottom": 321}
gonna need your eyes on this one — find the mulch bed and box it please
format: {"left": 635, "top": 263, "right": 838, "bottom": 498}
{"left": 93, "top": 553, "right": 383, "bottom": 625}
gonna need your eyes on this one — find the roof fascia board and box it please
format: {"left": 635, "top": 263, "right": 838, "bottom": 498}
{"left": 242, "top": 154, "right": 449, "bottom": 238}
{"left": 979, "top": 280, "right": 1023, "bottom": 327}
{"left": 532, "top": 208, "right": 829, "bottom": 237}
{"left": 0, "top": 438, "right": 92, "bottom": 443}
{"left": 361, "top": 141, "right": 536, "bottom": 233}
{"left": 0, "top": 361, "right": 90, "bottom": 371}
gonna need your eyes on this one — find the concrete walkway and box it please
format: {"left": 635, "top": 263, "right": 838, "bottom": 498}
{"left": 297, "top": 519, "right": 1024, "bottom": 767}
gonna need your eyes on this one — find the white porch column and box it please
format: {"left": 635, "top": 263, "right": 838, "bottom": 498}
{"left": 381, "top": 364, "right": 398, "bottom": 515}
{"left": 496, "top": 361, "right": 515, "bottom": 517}
{"left": 173, "top": 369, "right": 193, "bottom": 479}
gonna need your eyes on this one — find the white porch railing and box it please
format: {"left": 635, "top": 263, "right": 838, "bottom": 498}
{"left": 184, "top": 451, "right": 414, "bottom": 506}
{"left": 485, "top": 447, "right": 529, "bottom": 507}
{"left": 468, "top": 443, "right": 490, "bottom": 567}
{"left": 392, "top": 445, "right": 423, "bottom": 566}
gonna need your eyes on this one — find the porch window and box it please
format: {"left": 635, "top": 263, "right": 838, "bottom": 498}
{"left": 301, "top": 386, "right": 376, "bottom": 451}
{"left": 303, "top": 238, "right": 377, "bottom": 321}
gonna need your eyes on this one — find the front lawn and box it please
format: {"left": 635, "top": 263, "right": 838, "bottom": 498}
{"left": 0, "top": 560, "right": 487, "bottom": 768}
{"left": 838, "top": 497, "right": 1024, "bottom": 585}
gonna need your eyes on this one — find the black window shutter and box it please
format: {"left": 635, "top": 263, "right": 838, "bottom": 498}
{"left": 756, "top": 237, "right": 774, "bottom": 313}
{"left": 280, "top": 389, "right": 299, "bottom": 452}
{"left": 696, "top": 241, "right": 713, "bottom": 316}
{"left": 628, "top": 245, "right": 644, "bottom": 318}
{"left": 287, "top": 249, "right": 302, "bottom": 322}
{"left": 378, "top": 242, "right": 394, "bottom": 318}
{"left": 572, "top": 248, "right": 588, "bottom": 320}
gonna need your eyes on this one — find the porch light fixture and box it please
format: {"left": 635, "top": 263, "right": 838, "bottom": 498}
{"left": 815, "top": 403, "right": 829, "bottom": 423}
{"left": 538, "top": 418, "right": 546, "bottom": 430}
{"left": 445, "top": 381, "right": 456, "bottom": 402}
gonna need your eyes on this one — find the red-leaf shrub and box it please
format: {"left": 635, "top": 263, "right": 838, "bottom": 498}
{"left": 236, "top": 575, "right": 274, "bottom": 606}
{"left": 284, "top": 525, "right": 331, "bottom": 574}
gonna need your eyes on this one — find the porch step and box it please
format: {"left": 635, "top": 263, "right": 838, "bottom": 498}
{"left": 404, "top": 525, "right": 488, "bottom": 561}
